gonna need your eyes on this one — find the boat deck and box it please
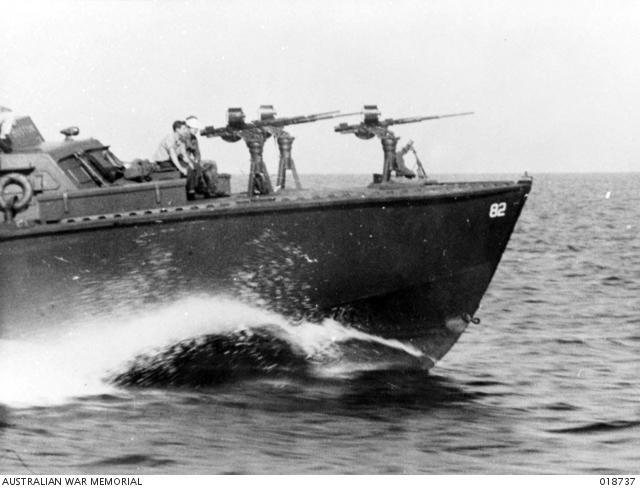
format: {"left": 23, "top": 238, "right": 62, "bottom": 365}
{"left": 0, "top": 178, "right": 531, "bottom": 241}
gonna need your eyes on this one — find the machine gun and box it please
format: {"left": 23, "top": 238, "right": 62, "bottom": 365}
{"left": 201, "top": 108, "right": 345, "bottom": 141}
{"left": 335, "top": 105, "right": 472, "bottom": 182}
{"left": 335, "top": 105, "right": 473, "bottom": 139}
{"left": 201, "top": 107, "right": 358, "bottom": 195}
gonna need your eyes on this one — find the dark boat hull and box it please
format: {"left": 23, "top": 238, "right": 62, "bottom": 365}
{"left": 0, "top": 180, "right": 531, "bottom": 366}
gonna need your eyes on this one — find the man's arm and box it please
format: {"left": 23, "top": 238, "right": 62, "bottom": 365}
{"left": 169, "top": 147, "right": 189, "bottom": 176}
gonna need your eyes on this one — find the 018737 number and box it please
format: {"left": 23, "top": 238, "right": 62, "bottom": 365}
{"left": 600, "top": 478, "right": 635, "bottom": 486}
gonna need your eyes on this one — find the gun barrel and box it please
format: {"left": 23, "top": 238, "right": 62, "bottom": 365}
{"left": 334, "top": 111, "right": 362, "bottom": 119}
{"left": 250, "top": 110, "right": 349, "bottom": 129}
{"left": 429, "top": 111, "right": 474, "bottom": 120}
{"left": 297, "top": 110, "right": 341, "bottom": 123}
{"left": 388, "top": 111, "right": 474, "bottom": 125}
{"left": 306, "top": 110, "right": 341, "bottom": 118}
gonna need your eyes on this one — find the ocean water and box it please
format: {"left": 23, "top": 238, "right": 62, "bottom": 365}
{"left": 1, "top": 173, "right": 638, "bottom": 474}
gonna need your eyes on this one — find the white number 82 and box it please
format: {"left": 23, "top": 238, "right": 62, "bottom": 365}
{"left": 489, "top": 202, "right": 507, "bottom": 218}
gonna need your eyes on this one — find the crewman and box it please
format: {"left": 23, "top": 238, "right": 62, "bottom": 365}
{"left": 153, "top": 120, "right": 198, "bottom": 199}
{"left": 153, "top": 120, "right": 191, "bottom": 172}
{"left": 393, "top": 140, "right": 417, "bottom": 179}
{"left": 184, "top": 116, "right": 203, "bottom": 164}
{"left": 184, "top": 115, "right": 219, "bottom": 198}
{"left": 0, "top": 105, "right": 15, "bottom": 153}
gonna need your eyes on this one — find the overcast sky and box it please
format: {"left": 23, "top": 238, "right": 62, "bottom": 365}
{"left": 2, "top": 0, "right": 639, "bottom": 174}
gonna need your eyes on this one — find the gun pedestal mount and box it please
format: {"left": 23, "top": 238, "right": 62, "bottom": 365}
{"left": 380, "top": 134, "right": 400, "bottom": 183}
{"left": 276, "top": 132, "right": 302, "bottom": 190}
{"left": 245, "top": 135, "right": 273, "bottom": 196}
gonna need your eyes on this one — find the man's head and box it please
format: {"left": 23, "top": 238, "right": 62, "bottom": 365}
{"left": 172, "top": 120, "right": 190, "bottom": 138}
{"left": 185, "top": 116, "right": 202, "bottom": 136}
{"left": 400, "top": 140, "right": 414, "bottom": 154}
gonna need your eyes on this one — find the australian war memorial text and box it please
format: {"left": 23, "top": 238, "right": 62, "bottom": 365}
{"left": 1, "top": 479, "right": 141, "bottom": 487}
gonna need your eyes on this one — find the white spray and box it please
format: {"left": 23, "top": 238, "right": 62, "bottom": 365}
{"left": 0, "top": 295, "right": 422, "bottom": 408}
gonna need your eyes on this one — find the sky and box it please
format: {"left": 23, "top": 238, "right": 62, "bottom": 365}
{"left": 2, "top": 0, "right": 639, "bottom": 174}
